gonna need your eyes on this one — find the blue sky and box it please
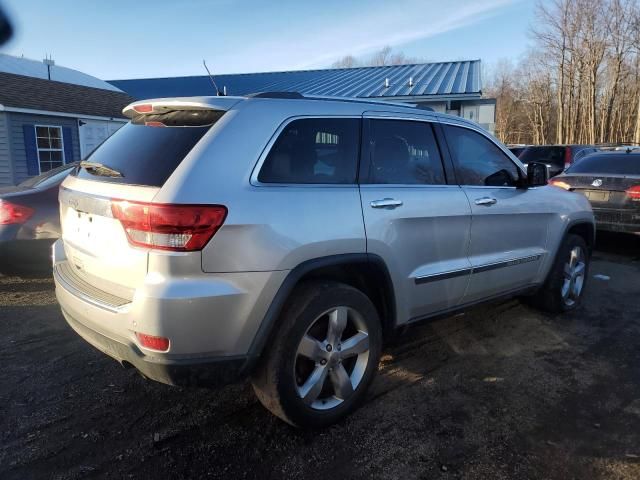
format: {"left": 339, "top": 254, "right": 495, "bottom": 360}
{"left": 2, "top": 0, "right": 535, "bottom": 80}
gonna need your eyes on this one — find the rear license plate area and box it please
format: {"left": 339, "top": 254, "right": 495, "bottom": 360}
{"left": 583, "top": 190, "right": 610, "bottom": 202}
{"left": 67, "top": 209, "right": 96, "bottom": 243}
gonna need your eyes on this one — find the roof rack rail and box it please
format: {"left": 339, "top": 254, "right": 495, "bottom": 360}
{"left": 247, "top": 91, "right": 304, "bottom": 99}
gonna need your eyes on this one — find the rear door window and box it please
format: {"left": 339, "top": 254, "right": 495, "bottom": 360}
{"left": 71, "top": 110, "right": 223, "bottom": 187}
{"left": 364, "top": 119, "right": 446, "bottom": 185}
{"left": 258, "top": 118, "right": 359, "bottom": 184}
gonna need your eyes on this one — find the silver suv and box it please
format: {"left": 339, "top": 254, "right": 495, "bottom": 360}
{"left": 53, "top": 94, "right": 595, "bottom": 427}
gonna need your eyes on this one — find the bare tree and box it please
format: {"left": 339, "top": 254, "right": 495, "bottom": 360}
{"left": 332, "top": 55, "right": 358, "bottom": 68}
{"left": 331, "top": 46, "right": 420, "bottom": 68}
{"left": 600, "top": 0, "right": 635, "bottom": 141}
{"left": 532, "top": 0, "right": 573, "bottom": 144}
{"left": 370, "top": 46, "right": 394, "bottom": 66}
{"left": 489, "top": 0, "right": 640, "bottom": 145}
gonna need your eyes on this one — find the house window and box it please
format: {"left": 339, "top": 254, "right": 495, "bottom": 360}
{"left": 36, "top": 125, "right": 65, "bottom": 173}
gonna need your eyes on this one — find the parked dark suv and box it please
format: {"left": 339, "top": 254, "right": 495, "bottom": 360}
{"left": 519, "top": 145, "right": 599, "bottom": 177}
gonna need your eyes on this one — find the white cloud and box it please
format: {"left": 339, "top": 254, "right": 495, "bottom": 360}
{"left": 295, "top": 0, "right": 515, "bottom": 68}
{"left": 214, "top": 0, "right": 515, "bottom": 72}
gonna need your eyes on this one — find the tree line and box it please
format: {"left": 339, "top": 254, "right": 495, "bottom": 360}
{"left": 487, "top": 0, "right": 640, "bottom": 146}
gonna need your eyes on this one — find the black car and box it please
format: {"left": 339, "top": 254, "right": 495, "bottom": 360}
{"left": 550, "top": 151, "right": 640, "bottom": 233}
{"left": 0, "top": 162, "right": 77, "bottom": 272}
{"left": 518, "top": 145, "right": 599, "bottom": 177}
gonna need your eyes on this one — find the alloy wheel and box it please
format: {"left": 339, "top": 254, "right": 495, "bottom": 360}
{"left": 561, "top": 245, "right": 586, "bottom": 307}
{"left": 293, "top": 306, "right": 370, "bottom": 410}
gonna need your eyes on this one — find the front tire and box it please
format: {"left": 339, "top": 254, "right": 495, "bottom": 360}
{"left": 251, "top": 281, "right": 382, "bottom": 428}
{"left": 527, "top": 234, "right": 590, "bottom": 313}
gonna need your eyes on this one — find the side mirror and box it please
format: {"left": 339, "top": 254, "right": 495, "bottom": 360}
{"left": 527, "top": 161, "right": 549, "bottom": 187}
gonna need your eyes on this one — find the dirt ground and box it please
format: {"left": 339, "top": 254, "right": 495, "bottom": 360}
{"left": 1, "top": 231, "right": 639, "bottom": 480}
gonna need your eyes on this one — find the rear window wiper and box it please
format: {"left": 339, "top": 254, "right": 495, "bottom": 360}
{"left": 80, "top": 161, "right": 124, "bottom": 178}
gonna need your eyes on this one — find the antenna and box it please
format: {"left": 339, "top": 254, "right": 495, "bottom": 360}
{"left": 202, "top": 59, "right": 221, "bottom": 96}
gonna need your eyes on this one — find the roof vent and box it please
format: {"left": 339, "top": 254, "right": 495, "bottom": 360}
{"left": 408, "top": 77, "right": 413, "bottom": 87}
{"left": 43, "top": 55, "right": 55, "bottom": 80}
{"left": 384, "top": 78, "right": 390, "bottom": 88}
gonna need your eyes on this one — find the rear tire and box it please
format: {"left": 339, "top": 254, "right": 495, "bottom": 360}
{"left": 251, "top": 281, "right": 382, "bottom": 428}
{"left": 527, "top": 234, "right": 589, "bottom": 313}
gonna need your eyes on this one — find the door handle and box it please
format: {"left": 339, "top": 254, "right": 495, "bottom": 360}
{"left": 475, "top": 197, "right": 497, "bottom": 206}
{"left": 370, "top": 198, "right": 403, "bottom": 209}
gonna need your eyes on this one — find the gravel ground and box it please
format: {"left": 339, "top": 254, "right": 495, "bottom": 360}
{"left": 1, "top": 231, "right": 639, "bottom": 480}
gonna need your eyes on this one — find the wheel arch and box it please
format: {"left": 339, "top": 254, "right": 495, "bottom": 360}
{"left": 566, "top": 220, "right": 595, "bottom": 255}
{"left": 243, "top": 253, "right": 396, "bottom": 373}
{"left": 536, "top": 218, "right": 595, "bottom": 288}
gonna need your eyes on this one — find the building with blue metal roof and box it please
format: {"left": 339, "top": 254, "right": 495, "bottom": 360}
{"left": 110, "top": 60, "right": 496, "bottom": 133}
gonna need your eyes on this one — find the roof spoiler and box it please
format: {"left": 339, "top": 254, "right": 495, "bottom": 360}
{"left": 123, "top": 96, "right": 242, "bottom": 119}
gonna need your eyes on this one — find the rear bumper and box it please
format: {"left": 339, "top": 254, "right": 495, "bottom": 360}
{"left": 593, "top": 208, "right": 640, "bottom": 234}
{"left": 52, "top": 239, "right": 288, "bottom": 387}
{"left": 61, "top": 306, "right": 246, "bottom": 387}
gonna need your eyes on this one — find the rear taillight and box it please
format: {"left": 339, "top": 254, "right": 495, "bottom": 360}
{"left": 0, "top": 200, "right": 34, "bottom": 225}
{"left": 548, "top": 179, "right": 571, "bottom": 190}
{"left": 564, "top": 147, "right": 572, "bottom": 170}
{"left": 626, "top": 185, "right": 640, "bottom": 201}
{"left": 110, "top": 200, "right": 227, "bottom": 251}
{"left": 135, "top": 332, "right": 170, "bottom": 352}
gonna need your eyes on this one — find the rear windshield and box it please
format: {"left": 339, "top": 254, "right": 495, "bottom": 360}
{"left": 565, "top": 153, "right": 640, "bottom": 175}
{"left": 518, "top": 146, "right": 566, "bottom": 167}
{"left": 71, "top": 110, "right": 223, "bottom": 187}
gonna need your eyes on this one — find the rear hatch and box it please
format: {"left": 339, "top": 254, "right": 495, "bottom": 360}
{"left": 59, "top": 98, "right": 235, "bottom": 301}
